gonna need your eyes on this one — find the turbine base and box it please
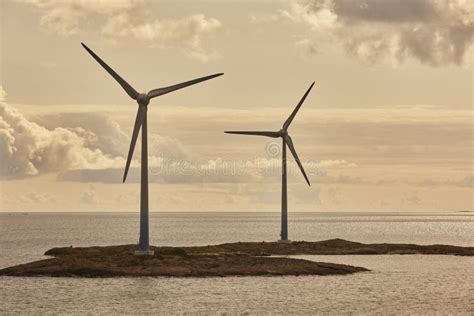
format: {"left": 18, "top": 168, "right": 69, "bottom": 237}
{"left": 134, "top": 250, "right": 155, "bottom": 256}
{"left": 277, "top": 239, "right": 292, "bottom": 243}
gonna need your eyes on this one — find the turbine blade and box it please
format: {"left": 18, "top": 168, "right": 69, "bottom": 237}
{"left": 282, "top": 82, "right": 315, "bottom": 130}
{"left": 147, "top": 73, "right": 223, "bottom": 99}
{"left": 225, "top": 131, "right": 280, "bottom": 138}
{"left": 284, "top": 135, "right": 311, "bottom": 186}
{"left": 123, "top": 107, "right": 146, "bottom": 183}
{"left": 81, "top": 42, "right": 139, "bottom": 100}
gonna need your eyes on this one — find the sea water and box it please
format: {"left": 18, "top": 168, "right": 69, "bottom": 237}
{"left": 1, "top": 212, "right": 473, "bottom": 314}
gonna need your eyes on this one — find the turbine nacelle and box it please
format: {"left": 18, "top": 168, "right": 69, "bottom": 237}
{"left": 278, "top": 129, "right": 288, "bottom": 137}
{"left": 137, "top": 93, "right": 150, "bottom": 106}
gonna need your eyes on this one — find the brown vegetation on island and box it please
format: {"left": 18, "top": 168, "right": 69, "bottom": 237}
{"left": 1, "top": 239, "right": 471, "bottom": 278}
{"left": 182, "top": 238, "right": 474, "bottom": 256}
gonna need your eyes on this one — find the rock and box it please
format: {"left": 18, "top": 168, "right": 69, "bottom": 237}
{"left": 1, "top": 239, "right": 471, "bottom": 278}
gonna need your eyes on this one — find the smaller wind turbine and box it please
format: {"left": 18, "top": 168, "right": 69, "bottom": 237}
{"left": 225, "top": 82, "right": 315, "bottom": 242}
{"left": 81, "top": 42, "right": 223, "bottom": 255}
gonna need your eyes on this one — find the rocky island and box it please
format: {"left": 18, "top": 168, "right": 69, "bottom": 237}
{"left": 1, "top": 239, "right": 472, "bottom": 278}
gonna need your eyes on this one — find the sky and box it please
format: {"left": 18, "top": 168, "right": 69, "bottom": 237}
{"left": 0, "top": 0, "right": 473, "bottom": 212}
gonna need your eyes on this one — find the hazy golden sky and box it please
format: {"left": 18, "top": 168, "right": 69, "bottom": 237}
{"left": 1, "top": 0, "right": 473, "bottom": 212}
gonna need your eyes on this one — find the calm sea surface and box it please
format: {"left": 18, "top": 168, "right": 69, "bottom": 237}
{"left": 1, "top": 212, "right": 473, "bottom": 314}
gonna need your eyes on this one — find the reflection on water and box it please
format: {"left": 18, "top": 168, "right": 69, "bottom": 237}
{"left": 0, "top": 212, "right": 473, "bottom": 314}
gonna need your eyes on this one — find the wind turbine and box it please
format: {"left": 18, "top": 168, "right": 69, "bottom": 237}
{"left": 225, "top": 82, "right": 314, "bottom": 242}
{"left": 81, "top": 43, "right": 223, "bottom": 255}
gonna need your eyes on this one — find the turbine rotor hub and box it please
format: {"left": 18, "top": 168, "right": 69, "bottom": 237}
{"left": 137, "top": 93, "right": 150, "bottom": 106}
{"left": 279, "top": 129, "right": 288, "bottom": 136}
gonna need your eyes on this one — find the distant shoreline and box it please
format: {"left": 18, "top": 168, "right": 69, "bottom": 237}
{"left": 1, "top": 211, "right": 472, "bottom": 215}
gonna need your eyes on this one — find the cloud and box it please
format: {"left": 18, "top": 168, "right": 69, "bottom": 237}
{"left": 148, "top": 134, "right": 189, "bottom": 161}
{"left": 286, "top": 0, "right": 474, "bottom": 66}
{"left": 457, "top": 175, "right": 474, "bottom": 188}
{"left": 20, "top": 192, "right": 56, "bottom": 204}
{"left": 326, "top": 186, "right": 341, "bottom": 205}
{"left": 9, "top": 100, "right": 472, "bottom": 186}
{"left": 37, "top": 112, "right": 190, "bottom": 162}
{"left": 417, "top": 175, "right": 474, "bottom": 188}
{"left": 295, "top": 38, "right": 319, "bottom": 59}
{"left": 313, "top": 159, "right": 356, "bottom": 168}
{"left": 0, "top": 86, "right": 6, "bottom": 102}
{"left": 58, "top": 157, "right": 284, "bottom": 184}
{"left": 58, "top": 157, "right": 360, "bottom": 185}
{"left": 18, "top": 0, "right": 141, "bottom": 36}
{"left": 102, "top": 13, "right": 222, "bottom": 63}
{"left": 18, "top": 0, "right": 222, "bottom": 62}
{"left": 36, "top": 112, "right": 130, "bottom": 157}
{"left": 0, "top": 95, "right": 125, "bottom": 179}
{"left": 249, "top": 10, "right": 291, "bottom": 24}
{"left": 79, "top": 189, "right": 98, "bottom": 205}
{"left": 2, "top": 92, "right": 340, "bottom": 183}
{"left": 0, "top": 91, "right": 195, "bottom": 180}
{"left": 405, "top": 192, "right": 421, "bottom": 205}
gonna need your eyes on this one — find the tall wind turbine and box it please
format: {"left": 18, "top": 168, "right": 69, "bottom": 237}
{"left": 82, "top": 43, "right": 223, "bottom": 255}
{"left": 225, "top": 82, "right": 314, "bottom": 242}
